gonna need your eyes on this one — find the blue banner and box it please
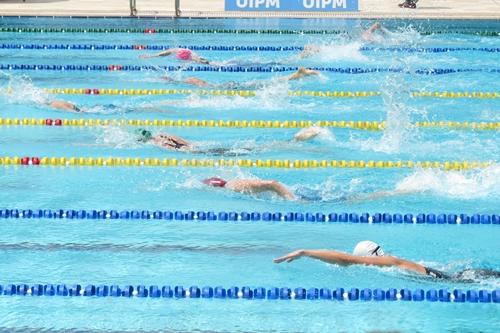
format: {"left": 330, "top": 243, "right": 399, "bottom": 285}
{"left": 225, "top": 0, "right": 359, "bottom": 12}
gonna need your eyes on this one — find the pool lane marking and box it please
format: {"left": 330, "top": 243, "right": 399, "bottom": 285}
{"left": 3, "top": 64, "right": 499, "bottom": 75}
{"left": 3, "top": 44, "right": 500, "bottom": 53}
{"left": 37, "top": 88, "right": 500, "bottom": 99}
{"left": 2, "top": 209, "right": 498, "bottom": 225}
{"left": 0, "top": 27, "right": 499, "bottom": 36}
{"left": 0, "top": 118, "right": 498, "bottom": 131}
{"left": 0, "top": 156, "right": 494, "bottom": 170}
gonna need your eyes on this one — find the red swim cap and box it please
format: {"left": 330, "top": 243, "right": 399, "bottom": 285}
{"left": 202, "top": 177, "right": 227, "bottom": 187}
{"left": 176, "top": 49, "right": 193, "bottom": 60}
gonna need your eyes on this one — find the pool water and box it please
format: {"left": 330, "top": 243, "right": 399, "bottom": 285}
{"left": 0, "top": 17, "right": 499, "bottom": 332}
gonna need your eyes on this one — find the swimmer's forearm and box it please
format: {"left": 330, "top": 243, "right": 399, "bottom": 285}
{"left": 302, "top": 250, "right": 354, "bottom": 266}
{"left": 267, "top": 182, "right": 296, "bottom": 200}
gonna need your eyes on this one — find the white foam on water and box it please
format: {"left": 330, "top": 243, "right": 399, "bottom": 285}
{"left": 395, "top": 164, "right": 500, "bottom": 199}
{"left": 315, "top": 41, "right": 368, "bottom": 62}
{"left": 0, "top": 74, "right": 50, "bottom": 105}
{"left": 94, "top": 126, "right": 142, "bottom": 149}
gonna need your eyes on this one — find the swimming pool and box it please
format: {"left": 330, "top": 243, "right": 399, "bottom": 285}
{"left": 0, "top": 16, "right": 499, "bottom": 332}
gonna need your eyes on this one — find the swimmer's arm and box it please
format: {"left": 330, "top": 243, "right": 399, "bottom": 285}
{"left": 293, "top": 126, "right": 322, "bottom": 141}
{"left": 262, "top": 180, "right": 296, "bottom": 200}
{"left": 242, "top": 180, "right": 296, "bottom": 200}
{"left": 168, "top": 134, "right": 191, "bottom": 146}
{"left": 191, "top": 54, "right": 210, "bottom": 65}
{"left": 49, "top": 100, "right": 80, "bottom": 112}
{"left": 139, "top": 48, "right": 175, "bottom": 59}
{"left": 274, "top": 250, "right": 426, "bottom": 274}
{"left": 274, "top": 249, "right": 385, "bottom": 266}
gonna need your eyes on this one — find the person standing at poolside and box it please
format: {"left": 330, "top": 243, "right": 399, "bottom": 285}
{"left": 274, "top": 241, "right": 500, "bottom": 281}
{"left": 139, "top": 48, "right": 210, "bottom": 64}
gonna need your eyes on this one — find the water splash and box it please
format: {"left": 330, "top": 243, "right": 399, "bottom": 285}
{"left": 395, "top": 164, "right": 500, "bottom": 199}
{"left": 94, "top": 126, "right": 142, "bottom": 149}
{"left": 0, "top": 74, "right": 50, "bottom": 105}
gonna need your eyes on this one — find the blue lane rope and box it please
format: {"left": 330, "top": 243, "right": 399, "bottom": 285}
{"left": 1, "top": 209, "right": 498, "bottom": 224}
{"left": 1, "top": 64, "right": 498, "bottom": 75}
{"left": 1, "top": 44, "right": 500, "bottom": 53}
{"left": 1, "top": 284, "right": 498, "bottom": 302}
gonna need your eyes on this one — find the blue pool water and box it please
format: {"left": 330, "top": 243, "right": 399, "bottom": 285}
{"left": 0, "top": 17, "right": 499, "bottom": 332}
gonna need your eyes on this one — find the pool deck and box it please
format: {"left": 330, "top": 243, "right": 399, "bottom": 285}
{"left": 0, "top": 0, "right": 499, "bottom": 19}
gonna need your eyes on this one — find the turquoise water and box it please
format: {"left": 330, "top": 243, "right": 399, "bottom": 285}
{"left": 0, "top": 17, "right": 499, "bottom": 332}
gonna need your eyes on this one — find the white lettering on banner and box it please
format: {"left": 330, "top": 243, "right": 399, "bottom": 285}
{"left": 303, "top": 0, "right": 346, "bottom": 9}
{"left": 236, "top": 0, "right": 280, "bottom": 8}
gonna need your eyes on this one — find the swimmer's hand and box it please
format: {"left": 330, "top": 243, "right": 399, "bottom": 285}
{"left": 139, "top": 54, "right": 154, "bottom": 59}
{"left": 273, "top": 250, "right": 305, "bottom": 263}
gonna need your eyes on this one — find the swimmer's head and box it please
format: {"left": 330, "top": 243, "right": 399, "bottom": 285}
{"left": 202, "top": 177, "right": 227, "bottom": 188}
{"left": 135, "top": 128, "right": 152, "bottom": 143}
{"left": 353, "top": 241, "right": 384, "bottom": 257}
{"left": 176, "top": 49, "right": 193, "bottom": 61}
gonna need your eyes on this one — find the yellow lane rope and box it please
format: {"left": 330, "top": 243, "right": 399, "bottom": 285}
{"left": 1, "top": 156, "right": 494, "bottom": 171}
{"left": 42, "top": 88, "right": 500, "bottom": 99}
{"left": 0, "top": 118, "right": 498, "bottom": 130}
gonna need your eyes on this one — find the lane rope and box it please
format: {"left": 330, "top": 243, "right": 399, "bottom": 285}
{"left": 2, "top": 43, "right": 500, "bottom": 53}
{"left": 0, "top": 118, "right": 498, "bottom": 131}
{"left": 0, "top": 283, "right": 498, "bottom": 302}
{"left": 41, "top": 87, "right": 500, "bottom": 99}
{"left": 2, "top": 208, "right": 498, "bottom": 225}
{"left": 2, "top": 63, "right": 499, "bottom": 75}
{"left": 0, "top": 27, "right": 498, "bottom": 36}
{"left": 0, "top": 156, "right": 494, "bottom": 170}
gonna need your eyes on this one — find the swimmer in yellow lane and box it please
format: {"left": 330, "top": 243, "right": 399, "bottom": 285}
{"left": 139, "top": 48, "right": 210, "bottom": 65}
{"left": 274, "top": 241, "right": 500, "bottom": 282}
{"left": 48, "top": 100, "right": 82, "bottom": 112}
{"left": 135, "top": 128, "right": 250, "bottom": 156}
{"left": 202, "top": 177, "right": 296, "bottom": 200}
{"left": 162, "top": 67, "right": 321, "bottom": 88}
{"left": 135, "top": 125, "right": 325, "bottom": 156}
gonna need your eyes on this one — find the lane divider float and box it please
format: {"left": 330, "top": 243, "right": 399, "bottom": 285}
{"left": 0, "top": 156, "right": 494, "bottom": 170}
{"left": 0, "top": 283, "right": 498, "bottom": 303}
{"left": 2, "top": 64, "right": 499, "bottom": 75}
{"left": 2, "top": 43, "right": 500, "bottom": 53}
{"left": 39, "top": 87, "right": 500, "bottom": 99}
{"left": 0, "top": 118, "right": 498, "bottom": 131}
{"left": 1, "top": 208, "right": 498, "bottom": 225}
{"left": 0, "top": 27, "right": 498, "bottom": 36}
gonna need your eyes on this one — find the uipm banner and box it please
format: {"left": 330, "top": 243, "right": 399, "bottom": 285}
{"left": 225, "top": 0, "right": 359, "bottom": 12}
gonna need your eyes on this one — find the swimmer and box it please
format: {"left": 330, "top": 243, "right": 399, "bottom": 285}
{"left": 162, "top": 67, "right": 320, "bottom": 88}
{"left": 202, "top": 177, "right": 296, "bottom": 200}
{"left": 274, "top": 240, "right": 500, "bottom": 282}
{"left": 293, "top": 126, "right": 326, "bottom": 142}
{"left": 135, "top": 128, "right": 250, "bottom": 156}
{"left": 136, "top": 125, "right": 325, "bottom": 156}
{"left": 48, "top": 100, "right": 82, "bottom": 112}
{"left": 139, "top": 48, "right": 210, "bottom": 65}
{"left": 298, "top": 23, "right": 388, "bottom": 59}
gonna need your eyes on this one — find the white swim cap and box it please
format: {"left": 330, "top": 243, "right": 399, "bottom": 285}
{"left": 353, "top": 241, "right": 385, "bottom": 257}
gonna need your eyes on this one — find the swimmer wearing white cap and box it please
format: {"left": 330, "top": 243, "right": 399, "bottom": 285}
{"left": 274, "top": 241, "right": 500, "bottom": 281}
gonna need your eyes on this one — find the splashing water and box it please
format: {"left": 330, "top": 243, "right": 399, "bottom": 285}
{"left": 395, "top": 164, "right": 500, "bottom": 199}
{"left": 0, "top": 74, "right": 50, "bottom": 105}
{"left": 94, "top": 126, "right": 142, "bottom": 149}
